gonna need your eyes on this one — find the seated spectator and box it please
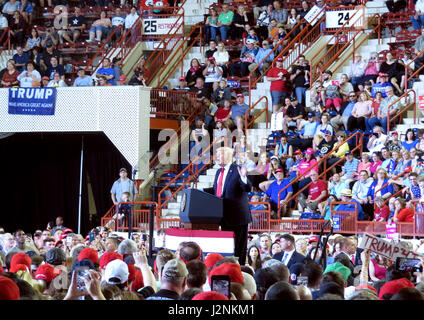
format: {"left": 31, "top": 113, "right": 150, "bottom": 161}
{"left": 17, "top": 60, "right": 40, "bottom": 87}
{"left": 87, "top": 11, "right": 111, "bottom": 43}
{"left": 262, "top": 168, "right": 293, "bottom": 217}
{"left": 274, "top": 134, "right": 294, "bottom": 170}
{"left": 286, "top": 8, "right": 299, "bottom": 33}
{"left": 229, "top": 39, "right": 258, "bottom": 77}
{"left": 217, "top": 4, "right": 234, "bottom": 41}
{"left": 338, "top": 188, "right": 365, "bottom": 221}
{"left": 41, "top": 75, "right": 49, "bottom": 87}
{"left": 296, "top": 148, "right": 319, "bottom": 196}
{"left": 298, "top": 170, "right": 328, "bottom": 213}
{"left": 214, "top": 99, "right": 233, "bottom": 128}
{"left": 190, "top": 117, "right": 209, "bottom": 157}
{"left": 128, "top": 70, "right": 147, "bottom": 86}
{"left": 412, "top": 0, "right": 424, "bottom": 29}
{"left": 282, "top": 97, "right": 305, "bottom": 133}
{"left": 270, "top": 0, "right": 288, "bottom": 25}
{"left": 108, "top": 7, "right": 125, "bottom": 44}
{"left": 330, "top": 91, "right": 357, "bottom": 132}
{"left": 328, "top": 173, "right": 348, "bottom": 199}
{"left": 232, "top": 5, "right": 249, "bottom": 40}
{"left": 354, "top": 52, "right": 380, "bottom": 91}
{"left": 243, "top": 25, "right": 259, "bottom": 46}
{"left": 185, "top": 58, "right": 204, "bottom": 88}
{"left": 205, "top": 40, "right": 217, "bottom": 60}
{"left": 212, "top": 42, "right": 229, "bottom": 77}
{"left": 189, "top": 77, "right": 210, "bottom": 102}
{"left": 322, "top": 70, "right": 342, "bottom": 113}
{"left": 12, "top": 45, "right": 29, "bottom": 72}
{"left": 370, "top": 73, "right": 392, "bottom": 98}
{"left": 248, "top": 40, "right": 273, "bottom": 77}
{"left": 2, "top": 0, "right": 19, "bottom": 21}
{"left": 205, "top": 9, "right": 219, "bottom": 42}
{"left": 173, "top": 76, "right": 189, "bottom": 91}
{"left": 380, "top": 147, "right": 396, "bottom": 175}
{"left": 1, "top": 59, "right": 20, "bottom": 87}
{"left": 231, "top": 93, "right": 249, "bottom": 133}
{"left": 247, "top": 152, "right": 271, "bottom": 191}
{"left": 267, "top": 18, "right": 278, "bottom": 39}
{"left": 347, "top": 92, "right": 372, "bottom": 132}
{"left": 0, "top": 12, "right": 8, "bottom": 47}
{"left": 373, "top": 196, "right": 390, "bottom": 222}
{"left": 47, "top": 72, "right": 67, "bottom": 87}
{"left": 386, "top": 0, "right": 407, "bottom": 14}
{"left": 389, "top": 197, "right": 414, "bottom": 223}
{"left": 96, "top": 58, "right": 115, "bottom": 85}
{"left": 58, "top": 7, "right": 86, "bottom": 44}
{"left": 385, "top": 131, "right": 402, "bottom": 151}
{"left": 312, "top": 113, "right": 333, "bottom": 150}
{"left": 367, "top": 167, "right": 394, "bottom": 204}
{"left": 202, "top": 57, "right": 223, "bottom": 90}
{"left": 316, "top": 130, "right": 335, "bottom": 158}
{"left": 327, "top": 131, "right": 349, "bottom": 174}
{"left": 25, "top": 28, "right": 40, "bottom": 50}
{"left": 259, "top": 155, "right": 281, "bottom": 191}
{"left": 402, "top": 128, "right": 419, "bottom": 151}
{"left": 357, "top": 153, "right": 372, "bottom": 176}
{"left": 9, "top": 10, "right": 26, "bottom": 47}
{"left": 339, "top": 73, "right": 354, "bottom": 101}
{"left": 367, "top": 125, "right": 388, "bottom": 154}
{"left": 211, "top": 79, "right": 231, "bottom": 107}
{"left": 348, "top": 53, "right": 366, "bottom": 90}
{"left": 73, "top": 68, "right": 93, "bottom": 87}
{"left": 369, "top": 151, "right": 383, "bottom": 177}
{"left": 46, "top": 56, "right": 65, "bottom": 80}
{"left": 40, "top": 23, "right": 59, "bottom": 49}
{"left": 40, "top": 44, "right": 62, "bottom": 72}
{"left": 352, "top": 170, "right": 374, "bottom": 216}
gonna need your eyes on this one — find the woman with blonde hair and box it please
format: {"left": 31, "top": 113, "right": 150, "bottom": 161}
{"left": 213, "top": 42, "right": 230, "bottom": 77}
{"left": 367, "top": 167, "right": 394, "bottom": 203}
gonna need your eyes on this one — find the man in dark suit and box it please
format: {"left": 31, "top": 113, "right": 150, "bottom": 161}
{"left": 204, "top": 147, "right": 252, "bottom": 265}
{"left": 272, "top": 234, "right": 306, "bottom": 271}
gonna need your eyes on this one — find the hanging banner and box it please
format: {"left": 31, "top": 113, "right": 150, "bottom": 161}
{"left": 8, "top": 87, "right": 57, "bottom": 115}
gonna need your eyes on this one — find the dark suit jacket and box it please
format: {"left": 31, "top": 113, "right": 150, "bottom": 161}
{"left": 272, "top": 250, "right": 306, "bottom": 270}
{"left": 204, "top": 164, "right": 252, "bottom": 227}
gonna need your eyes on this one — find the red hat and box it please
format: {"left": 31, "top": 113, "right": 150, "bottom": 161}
{"left": 308, "top": 235, "right": 319, "bottom": 243}
{"left": 35, "top": 264, "right": 59, "bottom": 283}
{"left": 294, "top": 149, "right": 302, "bottom": 155}
{"left": 391, "top": 131, "right": 398, "bottom": 135}
{"left": 131, "top": 269, "right": 144, "bottom": 292}
{"left": 404, "top": 166, "right": 413, "bottom": 173}
{"left": 179, "top": 76, "right": 185, "bottom": 81}
{"left": 99, "top": 251, "right": 123, "bottom": 270}
{"left": 204, "top": 253, "right": 224, "bottom": 274}
{"left": 209, "top": 262, "right": 244, "bottom": 286}
{"left": 379, "top": 278, "right": 415, "bottom": 300}
{"left": 0, "top": 276, "right": 20, "bottom": 300}
{"left": 276, "top": 57, "right": 283, "bottom": 62}
{"left": 275, "top": 168, "right": 284, "bottom": 174}
{"left": 305, "top": 147, "right": 314, "bottom": 155}
{"left": 355, "top": 283, "right": 378, "bottom": 295}
{"left": 208, "top": 56, "right": 216, "bottom": 61}
{"left": 378, "top": 72, "right": 388, "bottom": 77}
{"left": 127, "top": 264, "right": 136, "bottom": 283}
{"left": 236, "top": 93, "right": 244, "bottom": 98}
{"left": 62, "top": 228, "right": 73, "bottom": 234}
{"left": 10, "top": 253, "right": 32, "bottom": 270}
{"left": 10, "top": 264, "right": 29, "bottom": 273}
{"left": 192, "top": 291, "right": 229, "bottom": 300}
{"left": 78, "top": 248, "right": 99, "bottom": 265}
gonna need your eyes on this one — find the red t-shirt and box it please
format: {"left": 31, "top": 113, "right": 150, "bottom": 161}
{"left": 267, "top": 67, "right": 289, "bottom": 92}
{"left": 374, "top": 205, "right": 390, "bottom": 221}
{"left": 214, "top": 107, "right": 231, "bottom": 120}
{"left": 397, "top": 208, "right": 414, "bottom": 222}
{"left": 308, "top": 180, "right": 328, "bottom": 202}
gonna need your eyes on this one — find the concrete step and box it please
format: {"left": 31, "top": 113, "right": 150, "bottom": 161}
{"left": 198, "top": 174, "right": 215, "bottom": 183}
{"left": 396, "top": 123, "right": 424, "bottom": 133}
{"left": 161, "top": 208, "right": 180, "bottom": 217}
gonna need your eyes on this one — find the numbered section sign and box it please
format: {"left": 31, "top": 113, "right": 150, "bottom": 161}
{"left": 325, "top": 9, "right": 359, "bottom": 29}
{"left": 142, "top": 17, "right": 183, "bottom": 35}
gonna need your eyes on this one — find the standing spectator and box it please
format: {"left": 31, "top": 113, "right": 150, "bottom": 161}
{"left": 258, "top": 234, "right": 272, "bottom": 259}
{"left": 96, "top": 58, "right": 115, "bottom": 85}
{"left": 124, "top": 7, "right": 139, "bottom": 44}
{"left": 0, "top": 12, "right": 8, "bottom": 47}
{"left": 412, "top": 0, "right": 424, "bottom": 29}
{"left": 58, "top": 7, "right": 86, "bottom": 44}
{"left": 247, "top": 245, "right": 262, "bottom": 271}
{"left": 12, "top": 45, "right": 29, "bottom": 72}
{"left": 87, "top": 11, "right": 111, "bottom": 43}
{"left": 10, "top": 11, "right": 27, "bottom": 47}
{"left": 217, "top": 4, "right": 234, "bottom": 41}
{"left": 112, "top": 57, "right": 123, "bottom": 86}
{"left": 17, "top": 60, "right": 40, "bottom": 87}
{"left": 147, "top": 259, "right": 187, "bottom": 300}
{"left": 73, "top": 68, "right": 92, "bottom": 86}
{"left": 267, "top": 57, "right": 290, "bottom": 112}
{"left": 46, "top": 56, "right": 65, "bottom": 80}
{"left": 270, "top": 0, "right": 288, "bottom": 24}
{"left": 249, "top": 40, "right": 273, "bottom": 77}
{"left": 205, "top": 40, "right": 217, "bottom": 59}
{"left": 272, "top": 234, "right": 306, "bottom": 269}
{"left": 348, "top": 53, "right": 366, "bottom": 90}
{"left": 232, "top": 5, "right": 249, "bottom": 40}
{"left": 290, "top": 55, "right": 309, "bottom": 106}
{"left": 110, "top": 168, "right": 138, "bottom": 205}
{"left": 205, "top": 8, "right": 219, "bottom": 42}
{"left": 229, "top": 39, "right": 258, "bottom": 77}
{"left": 256, "top": 4, "right": 273, "bottom": 41}
{"left": 1, "top": 59, "right": 19, "bottom": 87}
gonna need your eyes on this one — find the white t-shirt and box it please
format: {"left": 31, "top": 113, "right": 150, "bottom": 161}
{"left": 0, "top": 15, "right": 8, "bottom": 28}
{"left": 17, "top": 69, "right": 41, "bottom": 87}
{"left": 204, "top": 65, "right": 222, "bottom": 83}
{"left": 125, "top": 13, "right": 139, "bottom": 29}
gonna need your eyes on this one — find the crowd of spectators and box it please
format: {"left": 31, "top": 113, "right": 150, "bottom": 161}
{"left": 2, "top": 221, "right": 424, "bottom": 301}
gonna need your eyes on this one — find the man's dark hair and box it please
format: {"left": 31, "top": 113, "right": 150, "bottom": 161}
{"left": 264, "top": 281, "right": 299, "bottom": 300}
{"left": 321, "top": 271, "right": 345, "bottom": 288}
{"left": 390, "top": 288, "right": 424, "bottom": 300}
{"left": 179, "top": 288, "right": 202, "bottom": 300}
{"left": 269, "top": 263, "right": 290, "bottom": 282}
{"left": 280, "top": 234, "right": 295, "bottom": 244}
{"left": 316, "top": 293, "right": 343, "bottom": 300}
{"left": 179, "top": 242, "right": 202, "bottom": 263}
{"left": 301, "top": 261, "right": 323, "bottom": 288}
{"left": 241, "top": 265, "right": 255, "bottom": 277}
{"left": 254, "top": 267, "right": 280, "bottom": 300}
{"left": 15, "top": 279, "right": 36, "bottom": 300}
{"left": 43, "top": 237, "right": 55, "bottom": 245}
{"left": 386, "top": 264, "right": 411, "bottom": 282}
{"left": 213, "top": 256, "right": 239, "bottom": 269}
{"left": 14, "top": 229, "right": 24, "bottom": 238}
{"left": 155, "top": 249, "right": 175, "bottom": 276}
{"left": 186, "top": 260, "right": 207, "bottom": 289}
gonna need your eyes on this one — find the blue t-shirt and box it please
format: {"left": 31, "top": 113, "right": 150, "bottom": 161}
{"left": 231, "top": 104, "right": 249, "bottom": 120}
{"left": 371, "top": 82, "right": 392, "bottom": 98}
{"left": 97, "top": 67, "right": 115, "bottom": 85}
{"left": 336, "top": 199, "right": 365, "bottom": 220}
{"left": 266, "top": 178, "right": 293, "bottom": 205}
{"left": 74, "top": 76, "right": 92, "bottom": 86}
{"left": 13, "top": 52, "right": 30, "bottom": 72}
{"left": 402, "top": 140, "right": 419, "bottom": 151}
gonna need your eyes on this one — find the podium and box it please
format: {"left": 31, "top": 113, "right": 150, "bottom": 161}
{"left": 179, "top": 189, "right": 223, "bottom": 231}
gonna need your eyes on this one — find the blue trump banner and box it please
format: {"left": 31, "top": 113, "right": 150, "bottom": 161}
{"left": 8, "top": 87, "right": 57, "bottom": 115}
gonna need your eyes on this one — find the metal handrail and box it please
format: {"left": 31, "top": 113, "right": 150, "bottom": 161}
{"left": 386, "top": 89, "right": 416, "bottom": 133}
{"left": 156, "top": 22, "right": 203, "bottom": 88}
{"left": 157, "top": 136, "right": 226, "bottom": 211}
{"left": 277, "top": 131, "right": 364, "bottom": 212}
{"left": 244, "top": 96, "right": 269, "bottom": 136}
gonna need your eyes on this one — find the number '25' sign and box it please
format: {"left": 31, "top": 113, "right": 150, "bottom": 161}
{"left": 142, "top": 18, "right": 183, "bottom": 35}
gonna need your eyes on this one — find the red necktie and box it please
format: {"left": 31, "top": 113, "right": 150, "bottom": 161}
{"left": 351, "top": 255, "right": 355, "bottom": 264}
{"left": 216, "top": 168, "right": 225, "bottom": 197}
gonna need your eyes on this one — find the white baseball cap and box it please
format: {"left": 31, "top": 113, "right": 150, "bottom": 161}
{"left": 104, "top": 259, "right": 129, "bottom": 284}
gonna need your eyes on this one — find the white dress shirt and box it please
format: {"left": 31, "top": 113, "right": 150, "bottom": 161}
{"left": 281, "top": 249, "right": 295, "bottom": 265}
{"left": 216, "top": 163, "right": 248, "bottom": 197}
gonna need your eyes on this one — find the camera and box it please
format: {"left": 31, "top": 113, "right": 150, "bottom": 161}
{"left": 211, "top": 275, "right": 231, "bottom": 298}
{"left": 395, "top": 257, "right": 423, "bottom": 273}
{"left": 74, "top": 266, "right": 90, "bottom": 291}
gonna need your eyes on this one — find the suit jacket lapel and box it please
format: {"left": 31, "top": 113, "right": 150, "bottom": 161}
{"left": 222, "top": 164, "right": 234, "bottom": 196}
